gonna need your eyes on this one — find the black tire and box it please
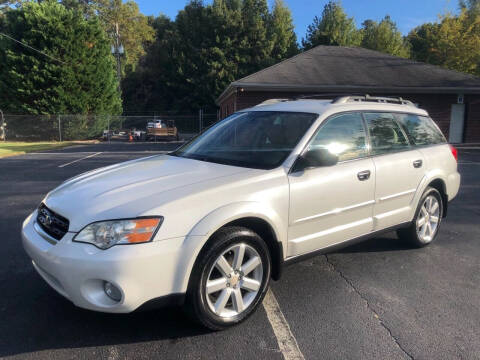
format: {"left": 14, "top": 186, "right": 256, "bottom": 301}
{"left": 185, "top": 226, "right": 271, "bottom": 330}
{"left": 397, "top": 186, "right": 443, "bottom": 248}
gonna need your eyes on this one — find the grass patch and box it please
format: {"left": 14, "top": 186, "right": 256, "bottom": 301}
{"left": 0, "top": 141, "right": 74, "bottom": 158}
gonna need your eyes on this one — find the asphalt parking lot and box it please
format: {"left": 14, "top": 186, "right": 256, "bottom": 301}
{"left": 1, "top": 143, "right": 479, "bottom": 360}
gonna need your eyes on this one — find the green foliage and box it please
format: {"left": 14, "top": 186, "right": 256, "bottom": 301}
{"left": 460, "top": 0, "right": 480, "bottom": 15}
{"left": 240, "top": 0, "right": 272, "bottom": 74}
{"left": 361, "top": 16, "right": 410, "bottom": 58}
{"left": 407, "top": 9, "right": 480, "bottom": 76}
{"left": 94, "top": 0, "right": 155, "bottom": 72}
{"left": 122, "top": 0, "right": 298, "bottom": 113}
{"left": 269, "top": 0, "right": 299, "bottom": 61}
{"left": 302, "top": 0, "right": 361, "bottom": 49}
{"left": 121, "top": 14, "right": 177, "bottom": 113}
{"left": 6, "top": 0, "right": 479, "bottom": 119}
{"left": 60, "top": 0, "right": 155, "bottom": 73}
{"left": 0, "top": 0, "right": 122, "bottom": 116}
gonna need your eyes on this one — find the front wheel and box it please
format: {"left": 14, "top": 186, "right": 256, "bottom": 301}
{"left": 397, "top": 187, "right": 443, "bottom": 247}
{"left": 185, "top": 226, "right": 271, "bottom": 330}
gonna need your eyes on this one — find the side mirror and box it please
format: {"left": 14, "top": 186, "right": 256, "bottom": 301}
{"left": 292, "top": 148, "right": 338, "bottom": 173}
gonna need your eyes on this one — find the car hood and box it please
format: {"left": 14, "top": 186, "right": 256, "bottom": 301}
{"left": 44, "top": 155, "right": 250, "bottom": 231}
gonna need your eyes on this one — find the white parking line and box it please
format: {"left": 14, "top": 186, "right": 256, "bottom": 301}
{"left": 58, "top": 152, "right": 102, "bottom": 167}
{"left": 263, "top": 289, "right": 305, "bottom": 360}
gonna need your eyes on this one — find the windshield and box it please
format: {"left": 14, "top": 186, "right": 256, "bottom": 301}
{"left": 172, "top": 111, "right": 318, "bottom": 169}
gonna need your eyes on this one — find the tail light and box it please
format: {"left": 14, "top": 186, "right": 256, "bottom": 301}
{"left": 449, "top": 144, "right": 458, "bottom": 162}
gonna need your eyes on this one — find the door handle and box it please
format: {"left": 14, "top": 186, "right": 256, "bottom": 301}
{"left": 413, "top": 159, "right": 423, "bottom": 168}
{"left": 357, "top": 170, "right": 371, "bottom": 181}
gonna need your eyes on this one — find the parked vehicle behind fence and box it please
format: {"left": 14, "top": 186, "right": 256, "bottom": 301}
{"left": 22, "top": 96, "right": 460, "bottom": 330}
{"left": 146, "top": 119, "right": 179, "bottom": 141}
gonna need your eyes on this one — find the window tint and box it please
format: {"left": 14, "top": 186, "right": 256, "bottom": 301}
{"left": 309, "top": 113, "right": 367, "bottom": 162}
{"left": 396, "top": 114, "right": 446, "bottom": 146}
{"left": 364, "top": 113, "right": 410, "bottom": 155}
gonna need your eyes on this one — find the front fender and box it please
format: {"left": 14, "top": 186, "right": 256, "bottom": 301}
{"left": 173, "top": 201, "right": 286, "bottom": 293}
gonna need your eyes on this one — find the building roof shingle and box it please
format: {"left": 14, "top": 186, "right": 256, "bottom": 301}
{"left": 217, "top": 46, "right": 480, "bottom": 103}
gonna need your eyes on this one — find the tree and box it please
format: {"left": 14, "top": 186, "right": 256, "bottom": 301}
{"left": 122, "top": 14, "right": 177, "bottom": 113}
{"left": 93, "top": 0, "right": 155, "bottom": 72}
{"left": 240, "top": 0, "right": 273, "bottom": 73}
{"left": 60, "top": 0, "right": 97, "bottom": 17}
{"left": 207, "top": 0, "right": 245, "bottom": 96}
{"left": 122, "top": 0, "right": 301, "bottom": 114}
{"left": 460, "top": 0, "right": 480, "bottom": 15}
{"left": 269, "top": 0, "right": 298, "bottom": 62}
{"left": 0, "top": 0, "right": 121, "bottom": 115}
{"left": 361, "top": 16, "right": 409, "bottom": 57}
{"left": 407, "top": 9, "right": 480, "bottom": 76}
{"left": 302, "top": 0, "right": 361, "bottom": 49}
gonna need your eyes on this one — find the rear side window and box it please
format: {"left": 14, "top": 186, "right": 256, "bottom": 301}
{"left": 396, "top": 114, "right": 446, "bottom": 146}
{"left": 310, "top": 112, "right": 368, "bottom": 162}
{"left": 364, "top": 113, "right": 410, "bottom": 155}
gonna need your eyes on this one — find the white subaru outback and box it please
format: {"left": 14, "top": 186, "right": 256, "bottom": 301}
{"left": 22, "top": 96, "right": 460, "bottom": 330}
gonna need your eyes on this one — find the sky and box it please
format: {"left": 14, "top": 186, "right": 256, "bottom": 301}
{"left": 135, "top": 0, "right": 459, "bottom": 39}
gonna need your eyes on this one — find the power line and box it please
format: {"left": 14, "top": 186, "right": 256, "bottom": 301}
{"left": 0, "top": 31, "right": 68, "bottom": 65}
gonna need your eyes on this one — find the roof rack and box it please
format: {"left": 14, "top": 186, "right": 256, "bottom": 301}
{"left": 295, "top": 93, "right": 364, "bottom": 100}
{"left": 333, "top": 94, "right": 415, "bottom": 106}
{"left": 255, "top": 98, "right": 291, "bottom": 106}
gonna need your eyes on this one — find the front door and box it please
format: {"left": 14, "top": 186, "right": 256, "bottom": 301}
{"left": 287, "top": 112, "right": 375, "bottom": 257}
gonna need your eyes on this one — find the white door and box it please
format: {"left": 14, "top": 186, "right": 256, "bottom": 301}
{"left": 363, "top": 112, "right": 425, "bottom": 230}
{"left": 449, "top": 104, "right": 465, "bottom": 143}
{"left": 287, "top": 112, "right": 375, "bottom": 257}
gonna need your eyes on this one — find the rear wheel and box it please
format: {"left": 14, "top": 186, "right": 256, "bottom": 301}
{"left": 397, "top": 187, "right": 443, "bottom": 247}
{"left": 185, "top": 226, "right": 271, "bottom": 330}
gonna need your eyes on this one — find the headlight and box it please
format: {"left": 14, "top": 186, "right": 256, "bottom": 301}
{"left": 73, "top": 217, "right": 163, "bottom": 249}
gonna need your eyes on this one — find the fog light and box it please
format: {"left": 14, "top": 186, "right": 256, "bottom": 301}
{"left": 104, "top": 281, "right": 122, "bottom": 302}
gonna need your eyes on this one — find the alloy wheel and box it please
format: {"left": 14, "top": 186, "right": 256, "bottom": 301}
{"left": 416, "top": 195, "right": 440, "bottom": 243}
{"left": 205, "top": 243, "right": 263, "bottom": 318}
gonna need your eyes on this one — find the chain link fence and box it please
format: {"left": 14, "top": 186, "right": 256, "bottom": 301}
{"left": 1, "top": 112, "right": 219, "bottom": 142}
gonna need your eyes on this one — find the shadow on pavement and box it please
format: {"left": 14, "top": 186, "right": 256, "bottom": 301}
{"left": 337, "top": 234, "right": 414, "bottom": 254}
{"left": 0, "top": 270, "right": 209, "bottom": 357}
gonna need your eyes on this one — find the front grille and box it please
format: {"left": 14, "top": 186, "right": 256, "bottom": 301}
{"left": 36, "top": 203, "right": 69, "bottom": 240}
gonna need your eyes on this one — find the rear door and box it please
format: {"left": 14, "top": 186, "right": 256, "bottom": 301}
{"left": 364, "top": 112, "right": 425, "bottom": 230}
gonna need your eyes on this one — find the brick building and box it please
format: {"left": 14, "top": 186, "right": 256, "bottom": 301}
{"left": 216, "top": 46, "right": 480, "bottom": 143}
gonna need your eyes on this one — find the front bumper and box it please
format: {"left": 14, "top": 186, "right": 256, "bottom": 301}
{"left": 22, "top": 211, "right": 188, "bottom": 313}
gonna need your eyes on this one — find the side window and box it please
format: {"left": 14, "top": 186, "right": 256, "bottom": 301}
{"left": 396, "top": 113, "right": 446, "bottom": 146}
{"left": 364, "top": 113, "right": 409, "bottom": 155}
{"left": 309, "top": 112, "right": 368, "bottom": 162}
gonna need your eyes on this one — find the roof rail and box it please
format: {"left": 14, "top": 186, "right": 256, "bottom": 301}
{"left": 333, "top": 94, "right": 415, "bottom": 106}
{"left": 255, "top": 98, "right": 291, "bottom": 106}
{"left": 295, "top": 93, "right": 364, "bottom": 100}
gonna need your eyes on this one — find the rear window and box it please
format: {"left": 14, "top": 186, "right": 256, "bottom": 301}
{"left": 364, "top": 113, "right": 410, "bottom": 155}
{"left": 396, "top": 114, "right": 446, "bottom": 146}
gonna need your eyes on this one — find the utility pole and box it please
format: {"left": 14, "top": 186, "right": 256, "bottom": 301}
{"left": 111, "top": 22, "right": 124, "bottom": 92}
